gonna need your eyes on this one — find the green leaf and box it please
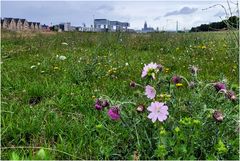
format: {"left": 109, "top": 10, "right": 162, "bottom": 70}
{"left": 10, "top": 152, "right": 20, "bottom": 160}
{"left": 37, "top": 148, "right": 46, "bottom": 159}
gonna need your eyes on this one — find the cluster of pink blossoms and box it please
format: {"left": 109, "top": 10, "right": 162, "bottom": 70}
{"left": 141, "top": 62, "right": 162, "bottom": 79}
{"left": 142, "top": 62, "right": 169, "bottom": 123}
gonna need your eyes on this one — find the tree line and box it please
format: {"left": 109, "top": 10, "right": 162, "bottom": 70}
{"left": 190, "top": 16, "right": 239, "bottom": 32}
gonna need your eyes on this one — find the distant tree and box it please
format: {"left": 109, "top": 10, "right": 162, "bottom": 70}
{"left": 190, "top": 16, "right": 239, "bottom": 32}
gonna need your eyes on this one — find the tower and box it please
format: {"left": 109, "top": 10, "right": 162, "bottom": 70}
{"left": 144, "top": 21, "right": 147, "bottom": 29}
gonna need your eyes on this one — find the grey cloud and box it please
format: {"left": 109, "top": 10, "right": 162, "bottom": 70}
{"left": 96, "top": 5, "right": 114, "bottom": 12}
{"left": 154, "top": 16, "right": 161, "bottom": 21}
{"left": 165, "top": 7, "right": 198, "bottom": 17}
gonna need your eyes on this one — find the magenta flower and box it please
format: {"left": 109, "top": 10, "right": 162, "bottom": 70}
{"left": 108, "top": 106, "right": 120, "bottom": 120}
{"left": 214, "top": 82, "right": 226, "bottom": 92}
{"left": 145, "top": 85, "right": 156, "bottom": 99}
{"left": 141, "top": 62, "right": 159, "bottom": 79}
{"left": 172, "top": 75, "right": 181, "bottom": 84}
{"left": 147, "top": 102, "right": 169, "bottom": 122}
{"left": 95, "top": 99, "right": 109, "bottom": 110}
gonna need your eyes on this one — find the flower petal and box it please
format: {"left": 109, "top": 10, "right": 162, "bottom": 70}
{"left": 148, "top": 112, "right": 155, "bottom": 119}
{"left": 152, "top": 115, "right": 158, "bottom": 123}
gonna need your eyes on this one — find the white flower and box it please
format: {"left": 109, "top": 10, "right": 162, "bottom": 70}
{"left": 125, "top": 62, "right": 129, "bottom": 66}
{"left": 31, "top": 65, "right": 37, "bottom": 69}
{"left": 59, "top": 55, "right": 67, "bottom": 60}
{"left": 61, "top": 42, "right": 68, "bottom": 45}
{"left": 37, "top": 62, "right": 41, "bottom": 65}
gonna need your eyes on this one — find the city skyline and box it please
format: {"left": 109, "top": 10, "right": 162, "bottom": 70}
{"left": 1, "top": 1, "right": 238, "bottom": 30}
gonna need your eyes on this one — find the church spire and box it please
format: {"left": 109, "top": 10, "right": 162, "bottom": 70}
{"left": 144, "top": 21, "right": 147, "bottom": 29}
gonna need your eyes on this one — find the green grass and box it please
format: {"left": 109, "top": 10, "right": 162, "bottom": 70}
{"left": 1, "top": 30, "right": 239, "bottom": 160}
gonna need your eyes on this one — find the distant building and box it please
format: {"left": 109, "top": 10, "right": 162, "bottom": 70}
{"left": 41, "top": 24, "right": 50, "bottom": 31}
{"left": 59, "top": 22, "right": 71, "bottom": 31}
{"left": 2, "top": 18, "right": 15, "bottom": 30}
{"left": 94, "top": 19, "right": 130, "bottom": 32}
{"left": 1, "top": 17, "right": 41, "bottom": 31}
{"left": 142, "top": 21, "right": 155, "bottom": 33}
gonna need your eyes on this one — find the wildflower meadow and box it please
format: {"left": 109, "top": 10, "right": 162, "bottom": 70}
{"left": 1, "top": 30, "right": 239, "bottom": 159}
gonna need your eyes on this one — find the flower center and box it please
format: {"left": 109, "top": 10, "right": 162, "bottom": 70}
{"left": 156, "top": 106, "right": 161, "bottom": 113}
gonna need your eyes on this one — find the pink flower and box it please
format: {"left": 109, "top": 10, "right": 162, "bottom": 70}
{"left": 141, "top": 62, "right": 159, "bottom": 79}
{"left": 108, "top": 106, "right": 120, "bottom": 120}
{"left": 145, "top": 85, "right": 156, "bottom": 99}
{"left": 147, "top": 102, "right": 169, "bottom": 122}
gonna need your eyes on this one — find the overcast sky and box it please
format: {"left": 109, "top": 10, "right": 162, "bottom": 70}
{"left": 1, "top": 0, "right": 238, "bottom": 30}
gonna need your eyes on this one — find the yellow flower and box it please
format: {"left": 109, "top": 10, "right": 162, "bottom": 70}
{"left": 92, "top": 95, "right": 96, "bottom": 99}
{"left": 54, "top": 66, "right": 59, "bottom": 70}
{"left": 164, "top": 68, "right": 170, "bottom": 73}
{"left": 176, "top": 83, "right": 183, "bottom": 87}
{"left": 201, "top": 45, "right": 207, "bottom": 49}
{"left": 159, "top": 93, "right": 171, "bottom": 101}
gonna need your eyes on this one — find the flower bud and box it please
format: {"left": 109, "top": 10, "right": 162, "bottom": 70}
{"left": 130, "top": 81, "right": 136, "bottom": 88}
{"left": 108, "top": 106, "right": 120, "bottom": 120}
{"left": 157, "top": 64, "right": 163, "bottom": 72}
{"left": 226, "top": 90, "right": 237, "bottom": 101}
{"left": 102, "top": 100, "right": 110, "bottom": 107}
{"left": 94, "top": 98, "right": 109, "bottom": 110}
{"left": 136, "top": 104, "right": 145, "bottom": 112}
{"left": 172, "top": 75, "right": 181, "bottom": 84}
{"left": 214, "top": 82, "right": 226, "bottom": 92}
{"left": 213, "top": 110, "right": 224, "bottom": 122}
{"left": 189, "top": 65, "right": 199, "bottom": 76}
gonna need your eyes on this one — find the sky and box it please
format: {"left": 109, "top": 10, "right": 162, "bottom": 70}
{"left": 1, "top": 0, "right": 239, "bottom": 31}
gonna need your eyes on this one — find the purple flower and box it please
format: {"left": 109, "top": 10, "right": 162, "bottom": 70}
{"left": 147, "top": 102, "right": 169, "bottom": 122}
{"left": 141, "top": 62, "right": 159, "bottom": 79}
{"left": 108, "top": 106, "right": 120, "bottom": 120}
{"left": 172, "top": 75, "right": 181, "bottom": 84}
{"left": 214, "top": 82, "right": 226, "bottom": 92}
{"left": 226, "top": 90, "right": 237, "bottom": 101}
{"left": 145, "top": 85, "right": 156, "bottom": 99}
{"left": 95, "top": 98, "right": 109, "bottom": 110}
